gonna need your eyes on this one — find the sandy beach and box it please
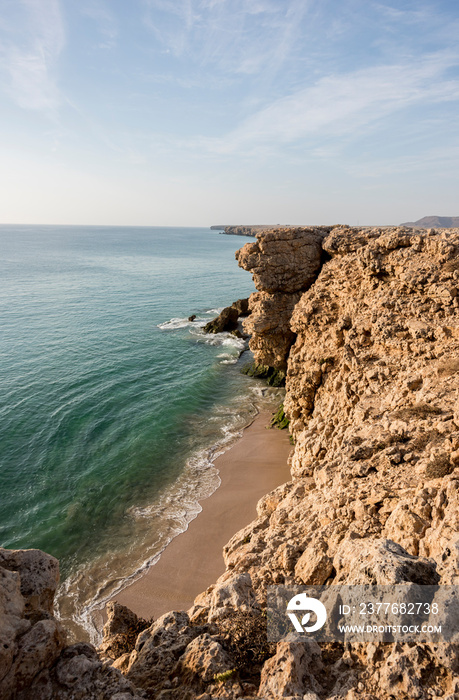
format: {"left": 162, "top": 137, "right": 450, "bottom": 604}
{"left": 112, "top": 411, "right": 292, "bottom": 620}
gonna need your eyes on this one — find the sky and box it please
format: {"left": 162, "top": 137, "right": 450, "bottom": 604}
{"left": 0, "top": 0, "right": 458, "bottom": 226}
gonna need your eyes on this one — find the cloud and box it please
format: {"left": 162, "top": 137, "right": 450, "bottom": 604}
{"left": 0, "top": 0, "right": 65, "bottom": 114}
{"left": 141, "top": 0, "right": 313, "bottom": 77}
{"left": 195, "top": 51, "right": 459, "bottom": 156}
{"left": 79, "top": 1, "right": 119, "bottom": 49}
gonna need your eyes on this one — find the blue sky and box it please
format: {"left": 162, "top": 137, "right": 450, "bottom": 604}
{"left": 0, "top": 0, "right": 458, "bottom": 225}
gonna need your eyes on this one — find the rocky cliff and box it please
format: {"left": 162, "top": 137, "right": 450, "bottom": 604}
{"left": 212, "top": 225, "right": 287, "bottom": 237}
{"left": 2, "top": 225, "right": 459, "bottom": 699}
{"left": 236, "top": 227, "right": 331, "bottom": 370}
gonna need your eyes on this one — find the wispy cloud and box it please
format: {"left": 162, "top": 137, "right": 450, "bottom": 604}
{"left": 141, "top": 0, "right": 312, "bottom": 77}
{"left": 79, "top": 0, "right": 118, "bottom": 50}
{"left": 0, "top": 0, "right": 65, "bottom": 115}
{"left": 194, "top": 50, "right": 459, "bottom": 157}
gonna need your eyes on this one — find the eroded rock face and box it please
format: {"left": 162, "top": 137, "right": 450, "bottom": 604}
{"left": 0, "top": 549, "right": 67, "bottom": 700}
{"left": 258, "top": 635, "right": 323, "bottom": 699}
{"left": 0, "top": 549, "right": 143, "bottom": 700}
{"left": 0, "top": 549, "right": 59, "bottom": 617}
{"left": 242, "top": 291, "right": 300, "bottom": 370}
{"left": 236, "top": 227, "right": 329, "bottom": 369}
{"left": 333, "top": 537, "right": 440, "bottom": 585}
{"left": 99, "top": 601, "right": 149, "bottom": 662}
{"left": 220, "top": 225, "right": 459, "bottom": 699}
{"left": 235, "top": 227, "right": 328, "bottom": 294}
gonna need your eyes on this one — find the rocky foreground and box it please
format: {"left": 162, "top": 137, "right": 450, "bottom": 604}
{"left": 2, "top": 225, "right": 459, "bottom": 699}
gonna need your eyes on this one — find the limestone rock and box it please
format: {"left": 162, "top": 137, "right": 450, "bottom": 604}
{"left": 175, "top": 633, "right": 233, "bottom": 683}
{"left": 333, "top": 538, "right": 439, "bottom": 585}
{"left": 0, "top": 548, "right": 59, "bottom": 616}
{"left": 0, "top": 567, "right": 29, "bottom": 689}
{"left": 207, "top": 572, "right": 259, "bottom": 622}
{"left": 242, "top": 291, "right": 300, "bottom": 369}
{"left": 11, "top": 619, "right": 66, "bottom": 693}
{"left": 0, "top": 549, "right": 143, "bottom": 700}
{"left": 231, "top": 297, "right": 250, "bottom": 316}
{"left": 203, "top": 297, "right": 251, "bottom": 336}
{"left": 235, "top": 227, "right": 327, "bottom": 294}
{"left": 258, "top": 635, "right": 323, "bottom": 698}
{"left": 216, "top": 226, "right": 459, "bottom": 697}
{"left": 0, "top": 549, "right": 66, "bottom": 700}
{"left": 294, "top": 540, "right": 333, "bottom": 585}
{"left": 47, "top": 642, "right": 144, "bottom": 699}
{"left": 125, "top": 611, "right": 204, "bottom": 692}
{"left": 236, "top": 227, "right": 328, "bottom": 370}
{"left": 99, "top": 601, "right": 148, "bottom": 661}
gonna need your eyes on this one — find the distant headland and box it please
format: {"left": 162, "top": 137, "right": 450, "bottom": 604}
{"left": 400, "top": 215, "right": 459, "bottom": 228}
{"left": 212, "top": 217, "right": 459, "bottom": 236}
{"left": 210, "top": 224, "right": 287, "bottom": 237}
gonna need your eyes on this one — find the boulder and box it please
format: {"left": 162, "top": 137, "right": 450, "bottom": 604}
{"left": 99, "top": 601, "right": 148, "bottom": 661}
{"left": 0, "top": 548, "right": 59, "bottom": 616}
{"left": 258, "top": 634, "right": 322, "bottom": 698}
{"left": 207, "top": 573, "right": 259, "bottom": 622}
{"left": 203, "top": 306, "right": 239, "bottom": 334}
{"left": 175, "top": 633, "right": 233, "bottom": 683}
{"left": 333, "top": 538, "right": 439, "bottom": 585}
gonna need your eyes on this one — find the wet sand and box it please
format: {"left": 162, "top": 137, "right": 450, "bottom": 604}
{"left": 113, "top": 411, "right": 292, "bottom": 620}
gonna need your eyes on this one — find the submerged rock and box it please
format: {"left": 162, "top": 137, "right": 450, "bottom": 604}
{"left": 203, "top": 297, "right": 250, "bottom": 334}
{"left": 203, "top": 305, "right": 239, "bottom": 334}
{"left": 241, "top": 362, "right": 286, "bottom": 386}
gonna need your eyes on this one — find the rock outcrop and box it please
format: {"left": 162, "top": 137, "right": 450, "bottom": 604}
{"left": 3, "top": 225, "right": 459, "bottom": 699}
{"left": 0, "top": 548, "right": 144, "bottom": 699}
{"left": 211, "top": 225, "right": 283, "bottom": 237}
{"left": 203, "top": 298, "right": 250, "bottom": 335}
{"left": 236, "top": 227, "right": 330, "bottom": 369}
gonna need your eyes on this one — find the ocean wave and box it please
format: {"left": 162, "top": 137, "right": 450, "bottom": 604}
{"left": 157, "top": 316, "right": 206, "bottom": 330}
{"left": 157, "top": 308, "right": 226, "bottom": 332}
{"left": 191, "top": 328, "right": 246, "bottom": 351}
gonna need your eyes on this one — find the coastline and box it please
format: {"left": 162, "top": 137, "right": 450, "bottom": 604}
{"left": 110, "top": 410, "right": 292, "bottom": 621}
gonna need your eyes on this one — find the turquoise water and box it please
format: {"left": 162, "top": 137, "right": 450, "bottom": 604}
{"left": 0, "top": 225, "right": 281, "bottom": 640}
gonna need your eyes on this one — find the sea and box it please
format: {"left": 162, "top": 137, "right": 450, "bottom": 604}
{"left": 0, "top": 225, "right": 283, "bottom": 642}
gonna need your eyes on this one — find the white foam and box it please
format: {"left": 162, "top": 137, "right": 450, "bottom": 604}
{"left": 193, "top": 329, "right": 247, "bottom": 352}
{"left": 216, "top": 352, "right": 238, "bottom": 364}
{"left": 222, "top": 336, "right": 246, "bottom": 351}
{"left": 158, "top": 316, "right": 208, "bottom": 331}
{"left": 157, "top": 317, "right": 189, "bottom": 330}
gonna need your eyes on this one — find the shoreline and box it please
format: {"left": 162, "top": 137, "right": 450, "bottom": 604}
{"left": 110, "top": 410, "right": 292, "bottom": 621}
